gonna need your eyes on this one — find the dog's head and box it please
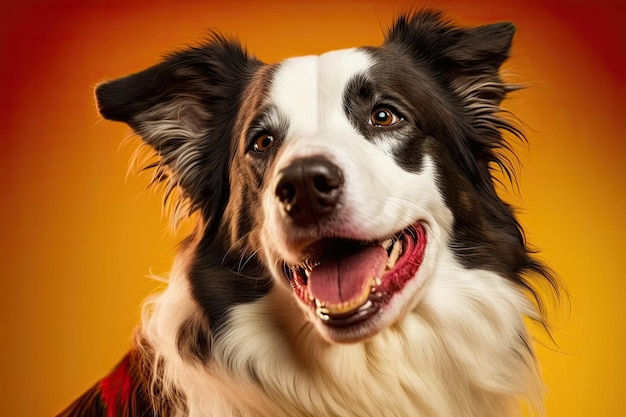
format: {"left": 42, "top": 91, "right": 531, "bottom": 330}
{"left": 96, "top": 11, "right": 544, "bottom": 344}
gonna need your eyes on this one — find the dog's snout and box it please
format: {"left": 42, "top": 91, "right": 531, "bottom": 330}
{"left": 275, "top": 157, "right": 344, "bottom": 226}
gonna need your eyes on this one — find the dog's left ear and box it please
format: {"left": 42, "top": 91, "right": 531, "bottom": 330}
{"left": 440, "top": 21, "right": 515, "bottom": 71}
{"left": 386, "top": 10, "right": 515, "bottom": 83}
{"left": 95, "top": 37, "right": 262, "bottom": 228}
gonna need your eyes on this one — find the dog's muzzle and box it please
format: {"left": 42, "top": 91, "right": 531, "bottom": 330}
{"left": 275, "top": 156, "right": 344, "bottom": 226}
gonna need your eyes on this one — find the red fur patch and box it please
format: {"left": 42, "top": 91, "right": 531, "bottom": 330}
{"left": 99, "top": 354, "right": 133, "bottom": 417}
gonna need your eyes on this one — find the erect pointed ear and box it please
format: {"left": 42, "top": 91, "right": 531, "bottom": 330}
{"left": 386, "top": 10, "right": 515, "bottom": 74}
{"left": 441, "top": 21, "right": 515, "bottom": 70}
{"left": 95, "top": 36, "right": 263, "bottom": 227}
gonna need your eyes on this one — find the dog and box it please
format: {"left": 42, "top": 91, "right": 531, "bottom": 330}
{"left": 60, "top": 9, "right": 558, "bottom": 417}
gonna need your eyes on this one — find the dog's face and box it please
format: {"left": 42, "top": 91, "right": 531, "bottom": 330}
{"left": 96, "top": 12, "right": 531, "bottom": 344}
{"left": 254, "top": 48, "right": 450, "bottom": 342}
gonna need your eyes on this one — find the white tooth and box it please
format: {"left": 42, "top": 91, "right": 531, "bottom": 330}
{"left": 386, "top": 239, "right": 402, "bottom": 270}
{"left": 381, "top": 238, "right": 392, "bottom": 249}
{"left": 360, "top": 299, "right": 373, "bottom": 311}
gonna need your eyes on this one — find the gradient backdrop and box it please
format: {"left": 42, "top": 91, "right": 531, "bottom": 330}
{"left": 1, "top": 0, "right": 624, "bottom": 415}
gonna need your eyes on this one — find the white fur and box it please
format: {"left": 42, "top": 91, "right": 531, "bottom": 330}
{"left": 143, "top": 248, "right": 542, "bottom": 416}
{"left": 134, "top": 97, "right": 210, "bottom": 228}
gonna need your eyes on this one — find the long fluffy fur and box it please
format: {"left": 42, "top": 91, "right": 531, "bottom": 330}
{"left": 61, "top": 10, "right": 559, "bottom": 417}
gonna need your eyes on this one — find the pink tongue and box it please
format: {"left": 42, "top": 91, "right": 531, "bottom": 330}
{"left": 308, "top": 245, "right": 387, "bottom": 306}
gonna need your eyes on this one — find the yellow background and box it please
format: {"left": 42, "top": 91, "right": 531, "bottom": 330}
{"left": 1, "top": 0, "right": 624, "bottom": 415}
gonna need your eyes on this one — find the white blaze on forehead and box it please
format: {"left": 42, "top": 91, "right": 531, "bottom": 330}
{"left": 264, "top": 47, "right": 453, "bottom": 248}
{"left": 269, "top": 48, "right": 372, "bottom": 136}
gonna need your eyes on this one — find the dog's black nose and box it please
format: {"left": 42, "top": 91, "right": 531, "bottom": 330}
{"left": 275, "top": 157, "right": 344, "bottom": 226}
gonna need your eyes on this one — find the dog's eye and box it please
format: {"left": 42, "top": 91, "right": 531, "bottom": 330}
{"left": 253, "top": 133, "right": 275, "bottom": 152}
{"left": 370, "top": 107, "right": 401, "bottom": 127}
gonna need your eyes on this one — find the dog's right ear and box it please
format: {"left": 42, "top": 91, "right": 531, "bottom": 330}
{"left": 95, "top": 36, "right": 263, "bottom": 228}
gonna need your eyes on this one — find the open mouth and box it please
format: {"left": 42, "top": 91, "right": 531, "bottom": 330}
{"left": 283, "top": 223, "right": 426, "bottom": 331}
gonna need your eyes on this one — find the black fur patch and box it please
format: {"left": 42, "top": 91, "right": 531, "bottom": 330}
{"left": 177, "top": 317, "right": 212, "bottom": 363}
{"left": 188, "top": 232, "right": 272, "bottom": 335}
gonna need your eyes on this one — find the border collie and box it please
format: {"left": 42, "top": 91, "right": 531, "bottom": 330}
{"left": 60, "top": 10, "right": 557, "bottom": 417}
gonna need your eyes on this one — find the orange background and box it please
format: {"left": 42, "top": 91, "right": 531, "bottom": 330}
{"left": 1, "top": 0, "right": 624, "bottom": 416}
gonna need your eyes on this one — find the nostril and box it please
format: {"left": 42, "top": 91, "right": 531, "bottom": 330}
{"left": 276, "top": 181, "right": 296, "bottom": 204}
{"left": 313, "top": 174, "right": 338, "bottom": 193}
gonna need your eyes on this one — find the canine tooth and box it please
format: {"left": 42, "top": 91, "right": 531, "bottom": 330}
{"left": 386, "top": 239, "right": 401, "bottom": 270}
{"left": 304, "top": 259, "right": 320, "bottom": 270}
{"left": 381, "top": 238, "right": 392, "bottom": 250}
{"left": 360, "top": 299, "right": 373, "bottom": 311}
{"left": 316, "top": 309, "right": 330, "bottom": 322}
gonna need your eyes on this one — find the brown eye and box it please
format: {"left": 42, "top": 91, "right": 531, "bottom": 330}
{"left": 370, "top": 107, "right": 401, "bottom": 127}
{"left": 253, "top": 133, "right": 275, "bottom": 152}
